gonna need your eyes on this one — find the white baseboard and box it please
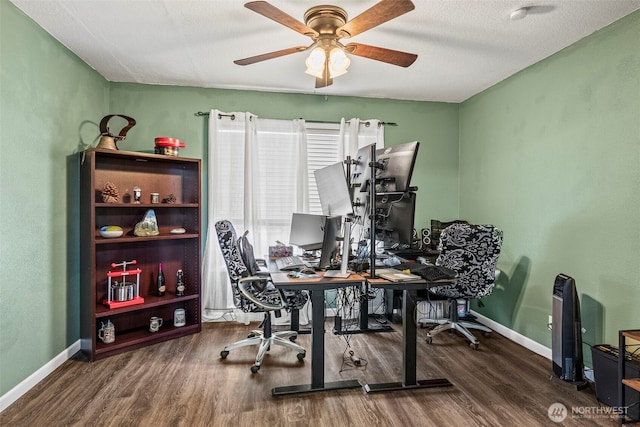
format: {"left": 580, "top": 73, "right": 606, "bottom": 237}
{"left": 0, "top": 340, "right": 81, "bottom": 413}
{"left": 471, "top": 310, "right": 552, "bottom": 360}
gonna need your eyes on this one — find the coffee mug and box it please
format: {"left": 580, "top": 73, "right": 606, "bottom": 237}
{"left": 174, "top": 308, "right": 186, "bottom": 327}
{"left": 98, "top": 320, "right": 115, "bottom": 343}
{"left": 149, "top": 316, "right": 163, "bottom": 333}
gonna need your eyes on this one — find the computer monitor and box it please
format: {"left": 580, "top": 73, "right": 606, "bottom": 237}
{"left": 288, "top": 213, "right": 327, "bottom": 251}
{"left": 314, "top": 162, "right": 354, "bottom": 217}
{"left": 318, "top": 216, "right": 343, "bottom": 270}
{"left": 350, "top": 143, "right": 374, "bottom": 188}
{"left": 373, "top": 141, "right": 419, "bottom": 193}
{"left": 374, "top": 191, "right": 416, "bottom": 246}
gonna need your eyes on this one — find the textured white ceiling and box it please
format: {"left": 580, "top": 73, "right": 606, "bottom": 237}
{"left": 10, "top": 0, "right": 640, "bottom": 102}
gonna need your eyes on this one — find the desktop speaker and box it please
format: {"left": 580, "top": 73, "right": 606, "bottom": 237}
{"left": 420, "top": 228, "right": 431, "bottom": 248}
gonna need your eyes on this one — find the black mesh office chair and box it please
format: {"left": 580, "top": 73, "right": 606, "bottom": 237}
{"left": 422, "top": 223, "right": 503, "bottom": 350}
{"left": 215, "top": 220, "right": 307, "bottom": 373}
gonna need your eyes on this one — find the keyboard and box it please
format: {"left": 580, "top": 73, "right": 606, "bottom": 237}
{"left": 275, "top": 255, "right": 309, "bottom": 271}
{"left": 393, "top": 262, "right": 457, "bottom": 282}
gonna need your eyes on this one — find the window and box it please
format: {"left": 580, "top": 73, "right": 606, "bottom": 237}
{"left": 304, "top": 122, "right": 344, "bottom": 215}
{"left": 203, "top": 112, "right": 384, "bottom": 315}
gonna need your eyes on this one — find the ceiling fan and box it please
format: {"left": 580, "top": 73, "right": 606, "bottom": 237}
{"left": 234, "top": 0, "right": 418, "bottom": 88}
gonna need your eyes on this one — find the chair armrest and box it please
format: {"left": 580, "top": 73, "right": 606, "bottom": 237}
{"left": 238, "top": 276, "right": 286, "bottom": 311}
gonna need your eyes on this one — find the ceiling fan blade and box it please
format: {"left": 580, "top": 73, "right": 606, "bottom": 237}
{"left": 345, "top": 43, "right": 417, "bottom": 67}
{"left": 234, "top": 46, "right": 308, "bottom": 66}
{"left": 337, "top": 0, "right": 415, "bottom": 38}
{"left": 245, "top": 1, "right": 318, "bottom": 37}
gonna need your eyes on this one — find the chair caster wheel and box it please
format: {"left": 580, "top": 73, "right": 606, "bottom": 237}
{"left": 297, "top": 352, "right": 306, "bottom": 361}
{"left": 289, "top": 336, "right": 297, "bottom": 342}
{"left": 425, "top": 336, "right": 433, "bottom": 344}
{"left": 470, "top": 342, "right": 479, "bottom": 350}
{"left": 220, "top": 350, "right": 229, "bottom": 359}
{"left": 251, "top": 365, "right": 260, "bottom": 373}
{"left": 248, "top": 333, "right": 256, "bottom": 338}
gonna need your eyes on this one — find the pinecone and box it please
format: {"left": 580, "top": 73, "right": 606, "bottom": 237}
{"left": 102, "top": 182, "right": 120, "bottom": 203}
{"left": 163, "top": 193, "right": 176, "bottom": 204}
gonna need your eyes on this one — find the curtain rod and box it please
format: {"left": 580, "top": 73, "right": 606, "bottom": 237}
{"left": 194, "top": 111, "right": 397, "bottom": 126}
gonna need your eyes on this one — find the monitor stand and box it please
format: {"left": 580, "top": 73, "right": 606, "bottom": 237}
{"left": 324, "top": 269, "right": 350, "bottom": 278}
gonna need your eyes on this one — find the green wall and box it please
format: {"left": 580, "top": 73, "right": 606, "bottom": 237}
{"left": 0, "top": 0, "right": 109, "bottom": 396}
{"left": 459, "top": 11, "right": 640, "bottom": 356}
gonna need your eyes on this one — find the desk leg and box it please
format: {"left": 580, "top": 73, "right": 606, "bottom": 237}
{"left": 403, "top": 288, "right": 418, "bottom": 386}
{"left": 364, "top": 288, "right": 452, "bottom": 393}
{"left": 311, "top": 289, "right": 325, "bottom": 389}
{"left": 272, "top": 289, "right": 361, "bottom": 396}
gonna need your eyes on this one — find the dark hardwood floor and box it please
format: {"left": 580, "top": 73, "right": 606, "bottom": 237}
{"left": 1, "top": 319, "right": 618, "bottom": 426}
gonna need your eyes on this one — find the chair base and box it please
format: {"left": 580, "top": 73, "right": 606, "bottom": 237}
{"left": 220, "top": 329, "right": 306, "bottom": 372}
{"left": 423, "top": 319, "right": 491, "bottom": 350}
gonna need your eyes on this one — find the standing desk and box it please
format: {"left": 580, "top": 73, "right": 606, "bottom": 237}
{"left": 363, "top": 275, "right": 454, "bottom": 393}
{"left": 271, "top": 270, "right": 456, "bottom": 395}
{"left": 270, "top": 271, "right": 366, "bottom": 395}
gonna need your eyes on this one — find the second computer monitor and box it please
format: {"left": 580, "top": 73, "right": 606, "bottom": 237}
{"left": 374, "top": 192, "right": 416, "bottom": 246}
{"left": 289, "top": 213, "right": 327, "bottom": 251}
{"left": 374, "top": 141, "right": 419, "bottom": 193}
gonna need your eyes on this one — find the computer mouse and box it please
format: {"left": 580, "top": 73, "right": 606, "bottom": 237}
{"left": 300, "top": 268, "right": 316, "bottom": 275}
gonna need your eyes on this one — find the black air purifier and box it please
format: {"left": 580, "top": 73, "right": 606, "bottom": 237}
{"left": 552, "top": 274, "right": 585, "bottom": 385}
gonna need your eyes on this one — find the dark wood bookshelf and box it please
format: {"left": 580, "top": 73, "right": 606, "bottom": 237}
{"left": 80, "top": 148, "right": 201, "bottom": 361}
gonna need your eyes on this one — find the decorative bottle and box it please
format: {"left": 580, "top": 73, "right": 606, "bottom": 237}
{"left": 176, "top": 269, "right": 185, "bottom": 297}
{"left": 157, "top": 263, "right": 166, "bottom": 296}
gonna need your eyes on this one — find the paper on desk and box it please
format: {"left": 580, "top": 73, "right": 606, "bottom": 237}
{"left": 375, "top": 268, "right": 422, "bottom": 282}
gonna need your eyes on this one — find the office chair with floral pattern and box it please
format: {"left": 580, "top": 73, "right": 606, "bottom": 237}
{"left": 215, "top": 220, "right": 306, "bottom": 373}
{"left": 423, "top": 223, "right": 503, "bottom": 350}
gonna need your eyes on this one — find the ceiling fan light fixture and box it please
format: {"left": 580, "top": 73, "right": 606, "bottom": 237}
{"left": 305, "top": 46, "right": 326, "bottom": 77}
{"left": 328, "top": 47, "right": 350, "bottom": 77}
{"left": 304, "top": 66, "right": 324, "bottom": 78}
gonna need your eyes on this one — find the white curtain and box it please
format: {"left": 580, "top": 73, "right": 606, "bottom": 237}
{"left": 340, "top": 118, "right": 385, "bottom": 158}
{"left": 201, "top": 110, "right": 308, "bottom": 323}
